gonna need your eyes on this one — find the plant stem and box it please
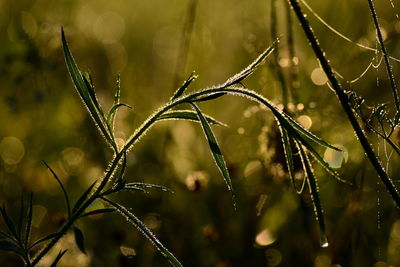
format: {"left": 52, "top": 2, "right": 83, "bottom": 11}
{"left": 287, "top": 0, "right": 400, "bottom": 208}
{"left": 30, "top": 153, "right": 123, "bottom": 266}
{"left": 285, "top": 0, "right": 299, "bottom": 103}
{"left": 173, "top": 0, "right": 198, "bottom": 89}
{"left": 270, "top": 0, "right": 289, "bottom": 107}
{"left": 366, "top": 0, "right": 400, "bottom": 115}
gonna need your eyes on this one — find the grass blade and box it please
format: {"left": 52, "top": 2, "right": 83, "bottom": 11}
{"left": 50, "top": 249, "right": 68, "bottom": 267}
{"left": 171, "top": 71, "right": 198, "bottom": 101}
{"left": 190, "top": 103, "right": 236, "bottom": 208}
{"left": 101, "top": 197, "right": 183, "bottom": 267}
{"left": 157, "top": 110, "right": 227, "bottom": 126}
{"left": 42, "top": 161, "right": 71, "bottom": 217}
{"left": 296, "top": 141, "right": 328, "bottom": 248}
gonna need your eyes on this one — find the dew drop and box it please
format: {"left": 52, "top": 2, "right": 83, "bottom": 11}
{"left": 321, "top": 241, "right": 329, "bottom": 248}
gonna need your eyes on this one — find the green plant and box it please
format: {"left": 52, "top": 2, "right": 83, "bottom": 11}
{"left": 0, "top": 28, "right": 352, "bottom": 266}
{"left": 287, "top": 0, "right": 400, "bottom": 209}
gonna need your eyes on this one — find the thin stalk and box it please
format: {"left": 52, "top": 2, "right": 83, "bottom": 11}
{"left": 285, "top": 0, "right": 299, "bottom": 103}
{"left": 30, "top": 153, "right": 123, "bottom": 266}
{"left": 271, "top": 0, "right": 289, "bottom": 107}
{"left": 123, "top": 85, "right": 311, "bottom": 153}
{"left": 366, "top": 0, "right": 400, "bottom": 115}
{"left": 31, "top": 80, "right": 337, "bottom": 265}
{"left": 287, "top": 0, "right": 400, "bottom": 208}
{"left": 173, "top": 0, "right": 198, "bottom": 89}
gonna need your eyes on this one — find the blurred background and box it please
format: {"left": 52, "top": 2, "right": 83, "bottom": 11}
{"left": 1, "top": 0, "right": 400, "bottom": 266}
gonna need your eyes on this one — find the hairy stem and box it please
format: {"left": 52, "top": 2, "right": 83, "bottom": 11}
{"left": 30, "top": 153, "right": 123, "bottom": 266}
{"left": 366, "top": 0, "right": 400, "bottom": 115}
{"left": 287, "top": 0, "right": 400, "bottom": 208}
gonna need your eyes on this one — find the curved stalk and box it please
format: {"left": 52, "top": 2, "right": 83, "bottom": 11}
{"left": 31, "top": 82, "right": 346, "bottom": 266}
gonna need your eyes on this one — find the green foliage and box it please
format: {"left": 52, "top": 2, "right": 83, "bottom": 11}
{"left": 1, "top": 1, "right": 400, "bottom": 266}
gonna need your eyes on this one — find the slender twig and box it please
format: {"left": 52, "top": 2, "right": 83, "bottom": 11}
{"left": 287, "top": 0, "right": 400, "bottom": 208}
{"left": 366, "top": 0, "right": 400, "bottom": 116}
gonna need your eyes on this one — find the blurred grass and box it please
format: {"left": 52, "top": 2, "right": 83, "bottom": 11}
{"left": 1, "top": 0, "right": 400, "bottom": 266}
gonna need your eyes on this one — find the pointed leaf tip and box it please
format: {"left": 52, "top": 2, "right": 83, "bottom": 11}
{"left": 190, "top": 103, "right": 236, "bottom": 208}
{"left": 73, "top": 226, "right": 86, "bottom": 254}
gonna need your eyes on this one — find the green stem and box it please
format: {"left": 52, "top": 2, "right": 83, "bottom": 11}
{"left": 287, "top": 0, "right": 400, "bottom": 208}
{"left": 30, "top": 152, "right": 123, "bottom": 266}
{"left": 285, "top": 0, "right": 299, "bottom": 103}
{"left": 366, "top": 0, "right": 400, "bottom": 115}
{"left": 271, "top": 0, "right": 289, "bottom": 107}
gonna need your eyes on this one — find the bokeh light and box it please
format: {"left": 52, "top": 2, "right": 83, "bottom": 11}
{"left": 0, "top": 136, "right": 25, "bottom": 165}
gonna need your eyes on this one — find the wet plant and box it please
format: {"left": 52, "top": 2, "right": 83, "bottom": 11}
{"left": 0, "top": 28, "right": 352, "bottom": 266}
{"left": 286, "top": 0, "right": 400, "bottom": 207}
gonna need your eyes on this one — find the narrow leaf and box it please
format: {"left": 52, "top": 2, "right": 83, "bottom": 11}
{"left": 72, "top": 181, "right": 96, "bottom": 213}
{"left": 79, "top": 208, "right": 116, "bottom": 218}
{"left": 108, "top": 74, "right": 122, "bottom": 136}
{"left": 107, "top": 103, "right": 132, "bottom": 130}
{"left": 17, "top": 196, "right": 24, "bottom": 239}
{"left": 50, "top": 249, "right": 68, "bottom": 267}
{"left": 171, "top": 71, "right": 198, "bottom": 100}
{"left": 0, "top": 205, "right": 18, "bottom": 238}
{"left": 42, "top": 161, "right": 71, "bottom": 217}
{"left": 82, "top": 73, "right": 103, "bottom": 116}
{"left": 191, "top": 103, "right": 236, "bottom": 208}
{"left": 158, "top": 110, "right": 227, "bottom": 126}
{"left": 61, "top": 28, "right": 115, "bottom": 149}
{"left": 101, "top": 197, "right": 183, "bottom": 267}
{"left": 281, "top": 119, "right": 350, "bottom": 185}
{"left": 278, "top": 125, "right": 298, "bottom": 191}
{"left": 73, "top": 226, "right": 86, "bottom": 254}
{"left": 296, "top": 141, "right": 328, "bottom": 248}
{"left": 271, "top": 108, "right": 340, "bottom": 151}
{"left": 223, "top": 40, "right": 277, "bottom": 86}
